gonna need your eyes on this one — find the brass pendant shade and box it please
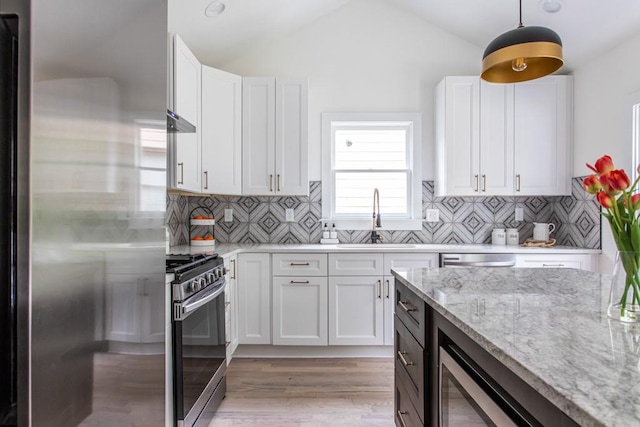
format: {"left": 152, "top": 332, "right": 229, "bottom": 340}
{"left": 481, "top": 2, "right": 563, "bottom": 83}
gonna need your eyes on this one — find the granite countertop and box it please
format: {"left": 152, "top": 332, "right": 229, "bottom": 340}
{"left": 168, "top": 243, "right": 601, "bottom": 259}
{"left": 392, "top": 267, "right": 640, "bottom": 427}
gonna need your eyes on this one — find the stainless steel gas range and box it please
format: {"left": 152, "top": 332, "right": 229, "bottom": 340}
{"left": 167, "top": 253, "right": 227, "bottom": 427}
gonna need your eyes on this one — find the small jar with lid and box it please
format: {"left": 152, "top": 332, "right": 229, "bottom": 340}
{"left": 491, "top": 228, "right": 506, "bottom": 245}
{"left": 506, "top": 228, "right": 519, "bottom": 245}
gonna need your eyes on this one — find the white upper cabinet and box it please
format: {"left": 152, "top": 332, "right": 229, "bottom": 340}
{"left": 435, "top": 75, "right": 573, "bottom": 197}
{"left": 201, "top": 66, "right": 243, "bottom": 194}
{"left": 243, "top": 77, "right": 309, "bottom": 196}
{"left": 435, "top": 76, "right": 480, "bottom": 197}
{"left": 170, "top": 34, "right": 201, "bottom": 192}
{"left": 514, "top": 76, "right": 573, "bottom": 196}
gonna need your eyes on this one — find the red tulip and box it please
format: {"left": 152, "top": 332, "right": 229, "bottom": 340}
{"left": 604, "top": 169, "right": 631, "bottom": 191}
{"left": 583, "top": 175, "right": 601, "bottom": 194}
{"left": 597, "top": 191, "right": 614, "bottom": 209}
{"left": 587, "top": 155, "right": 615, "bottom": 175}
{"left": 631, "top": 194, "right": 640, "bottom": 210}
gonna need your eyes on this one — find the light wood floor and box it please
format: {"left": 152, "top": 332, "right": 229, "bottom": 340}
{"left": 210, "top": 358, "right": 395, "bottom": 426}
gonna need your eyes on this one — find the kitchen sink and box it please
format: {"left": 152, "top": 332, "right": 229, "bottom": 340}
{"left": 335, "top": 243, "right": 416, "bottom": 249}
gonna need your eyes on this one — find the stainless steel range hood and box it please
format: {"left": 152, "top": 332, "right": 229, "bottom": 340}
{"left": 167, "top": 109, "right": 196, "bottom": 133}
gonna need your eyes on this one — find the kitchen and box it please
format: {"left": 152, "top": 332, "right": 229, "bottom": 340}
{"left": 3, "top": 0, "right": 640, "bottom": 426}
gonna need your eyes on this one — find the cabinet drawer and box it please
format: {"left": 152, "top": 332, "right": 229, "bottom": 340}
{"left": 272, "top": 253, "right": 327, "bottom": 276}
{"left": 514, "top": 254, "right": 595, "bottom": 272}
{"left": 384, "top": 253, "right": 438, "bottom": 275}
{"left": 395, "top": 280, "right": 427, "bottom": 347}
{"left": 328, "top": 253, "right": 384, "bottom": 276}
{"left": 395, "top": 373, "right": 424, "bottom": 426}
{"left": 395, "top": 315, "right": 425, "bottom": 421}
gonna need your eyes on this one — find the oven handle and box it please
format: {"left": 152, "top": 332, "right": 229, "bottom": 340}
{"left": 175, "top": 280, "right": 227, "bottom": 321}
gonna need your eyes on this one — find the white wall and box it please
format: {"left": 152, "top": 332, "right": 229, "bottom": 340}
{"left": 573, "top": 31, "right": 640, "bottom": 272}
{"left": 217, "top": 0, "right": 482, "bottom": 181}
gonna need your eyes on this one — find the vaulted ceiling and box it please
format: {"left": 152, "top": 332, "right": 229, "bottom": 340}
{"left": 169, "top": 0, "right": 640, "bottom": 72}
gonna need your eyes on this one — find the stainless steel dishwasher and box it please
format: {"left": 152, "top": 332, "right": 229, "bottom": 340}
{"left": 439, "top": 253, "right": 516, "bottom": 267}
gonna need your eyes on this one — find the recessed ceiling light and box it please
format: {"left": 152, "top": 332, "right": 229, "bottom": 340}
{"left": 205, "top": 0, "right": 226, "bottom": 17}
{"left": 539, "top": 0, "right": 563, "bottom": 14}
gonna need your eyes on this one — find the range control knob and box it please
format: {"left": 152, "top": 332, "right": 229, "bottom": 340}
{"left": 188, "top": 280, "right": 197, "bottom": 292}
{"left": 221, "top": 267, "right": 227, "bottom": 276}
{"left": 208, "top": 272, "right": 215, "bottom": 283}
{"left": 200, "top": 277, "right": 207, "bottom": 288}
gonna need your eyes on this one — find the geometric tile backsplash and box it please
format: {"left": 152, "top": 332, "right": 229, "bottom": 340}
{"left": 167, "top": 178, "right": 601, "bottom": 249}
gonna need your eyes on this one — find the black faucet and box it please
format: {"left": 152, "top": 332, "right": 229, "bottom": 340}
{"left": 371, "top": 188, "right": 382, "bottom": 244}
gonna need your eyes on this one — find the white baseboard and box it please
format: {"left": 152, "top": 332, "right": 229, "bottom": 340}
{"left": 233, "top": 345, "right": 394, "bottom": 358}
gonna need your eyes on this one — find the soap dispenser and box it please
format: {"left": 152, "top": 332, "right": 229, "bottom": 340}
{"left": 330, "top": 223, "right": 338, "bottom": 239}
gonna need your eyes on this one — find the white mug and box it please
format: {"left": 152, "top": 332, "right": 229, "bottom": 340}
{"left": 506, "top": 228, "right": 519, "bottom": 245}
{"left": 533, "top": 222, "right": 555, "bottom": 241}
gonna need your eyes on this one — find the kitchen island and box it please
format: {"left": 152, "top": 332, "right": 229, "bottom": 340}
{"left": 391, "top": 266, "right": 640, "bottom": 427}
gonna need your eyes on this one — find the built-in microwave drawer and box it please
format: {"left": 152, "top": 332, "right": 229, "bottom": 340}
{"left": 395, "top": 373, "right": 424, "bottom": 427}
{"left": 395, "top": 281, "right": 427, "bottom": 347}
{"left": 272, "top": 253, "right": 328, "bottom": 276}
{"left": 395, "top": 315, "right": 425, "bottom": 422}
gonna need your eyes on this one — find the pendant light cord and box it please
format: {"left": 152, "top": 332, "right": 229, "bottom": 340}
{"left": 518, "top": 0, "right": 524, "bottom": 28}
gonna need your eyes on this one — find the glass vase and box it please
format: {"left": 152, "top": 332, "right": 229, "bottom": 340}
{"left": 608, "top": 251, "right": 640, "bottom": 323}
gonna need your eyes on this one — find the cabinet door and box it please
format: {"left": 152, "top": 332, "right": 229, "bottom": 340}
{"left": 172, "top": 34, "right": 201, "bottom": 192}
{"left": 514, "top": 76, "right": 572, "bottom": 196}
{"left": 275, "top": 78, "right": 308, "bottom": 196}
{"left": 201, "top": 66, "right": 242, "bottom": 194}
{"left": 237, "top": 253, "right": 271, "bottom": 344}
{"left": 480, "top": 81, "right": 514, "bottom": 195}
{"left": 242, "top": 77, "right": 276, "bottom": 195}
{"left": 435, "top": 76, "right": 480, "bottom": 196}
{"left": 272, "top": 276, "right": 328, "bottom": 345}
{"left": 329, "top": 276, "right": 384, "bottom": 345}
{"left": 224, "top": 255, "right": 239, "bottom": 362}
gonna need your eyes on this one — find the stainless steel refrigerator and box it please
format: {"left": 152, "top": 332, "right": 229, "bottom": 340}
{"left": 2, "top": 1, "right": 169, "bottom": 425}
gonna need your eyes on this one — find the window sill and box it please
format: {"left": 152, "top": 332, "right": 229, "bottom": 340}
{"left": 330, "top": 219, "right": 423, "bottom": 231}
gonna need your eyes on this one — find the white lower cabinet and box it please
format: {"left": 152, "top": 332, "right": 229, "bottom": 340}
{"left": 329, "top": 276, "right": 385, "bottom": 345}
{"left": 514, "top": 253, "right": 597, "bottom": 272}
{"left": 273, "top": 276, "right": 328, "bottom": 345}
{"left": 237, "top": 253, "right": 271, "bottom": 344}
{"left": 224, "top": 254, "right": 239, "bottom": 362}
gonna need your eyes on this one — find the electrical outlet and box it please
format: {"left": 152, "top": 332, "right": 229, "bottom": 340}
{"left": 224, "top": 209, "right": 233, "bottom": 223}
{"left": 426, "top": 209, "right": 440, "bottom": 222}
{"left": 515, "top": 207, "right": 524, "bottom": 221}
{"left": 285, "top": 208, "right": 295, "bottom": 222}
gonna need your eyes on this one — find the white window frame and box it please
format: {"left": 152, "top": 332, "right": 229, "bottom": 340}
{"left": 630, "top": 90, "right": 640, "bottom": 183}
{"left": 321, "top": 113, "right": 422, "bottom": 230}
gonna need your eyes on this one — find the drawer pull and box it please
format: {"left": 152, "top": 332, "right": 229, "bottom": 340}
{"left": 542, "top": 263, "right": 565, "bottom": 267}
{"left": 397, "top": 410, "right": 409, "bottom": 427}
{"left": 377, "top": 280, "right": 382, "bottom": 299}
{"left": 290, "top": 262, "right": 310, "bottom": 266}
{"left": 397, "top": 351, "right": 414, "bottom": 367}
{"left": 289, "top": 280, "right": 310, "bottom": 284}
{"left": 385, "top": 280, "right": 390, "bottom": 299}
{"left": 398, "top": 300, "right": 416, "bottom": 313}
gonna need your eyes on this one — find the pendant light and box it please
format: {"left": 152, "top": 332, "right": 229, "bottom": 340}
{"left": 481, "top": 0, "right": 563, "bottom": 83}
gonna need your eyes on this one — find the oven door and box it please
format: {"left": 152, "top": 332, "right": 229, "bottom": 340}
{"left": 173, "top": 281, "right": 227, "bottom": 427}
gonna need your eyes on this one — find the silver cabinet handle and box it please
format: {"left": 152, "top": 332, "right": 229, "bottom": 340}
{"left": 397, "top": 351, "right": 414, "bottom": 367}
{"left": 474, "top": 174, "right": 479, "bottom": 192}
{"left": 290, "top": 262, "right": 310, "bottom": 266}
{"left": 178, "top": 162, "right": 184, "bottom": 185}
{"left": 269, "top": 174, "right": 273, "bottom": 191}
{"left": 398, "top": 300, "right": 416, "bottom": 312}
{"left": 377, "top": 280, "right": 382, "bottom": 299}
{"left": 385, "top": 280, "right": 390, "bottom": 299}
{"left": 516, "top": 174, "right": 521, "bottom": 192}
{"left": 203, "top": 171, "right": 208, "bottom": 190}
{"left": 230, "top": 259, "right": 236, "bottom": 280}
{"left": 397, "top": 411, "right": 408, "bottom": 427}
{"left": 277, "top": 174, "right": 281, "bottom": 192}
{"left": 542, "top": 263, "right": 565, "bottom": 267}
{"left": 482, "top": 174, "right": 487, "bottom": 192}
{"left": 289, "top": 280, "right": 310, "bottom": 284}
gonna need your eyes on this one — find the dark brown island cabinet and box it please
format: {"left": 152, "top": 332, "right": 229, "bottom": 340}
{"left": 393, "top": 279, "right": 580, "bottom": 427}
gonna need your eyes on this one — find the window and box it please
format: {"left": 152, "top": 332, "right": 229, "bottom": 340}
{"left": 631, "top": 91, "right": 640, "bottom": 182}
{"left": 322, "top": 113, "right": 422, "bottom": 230}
